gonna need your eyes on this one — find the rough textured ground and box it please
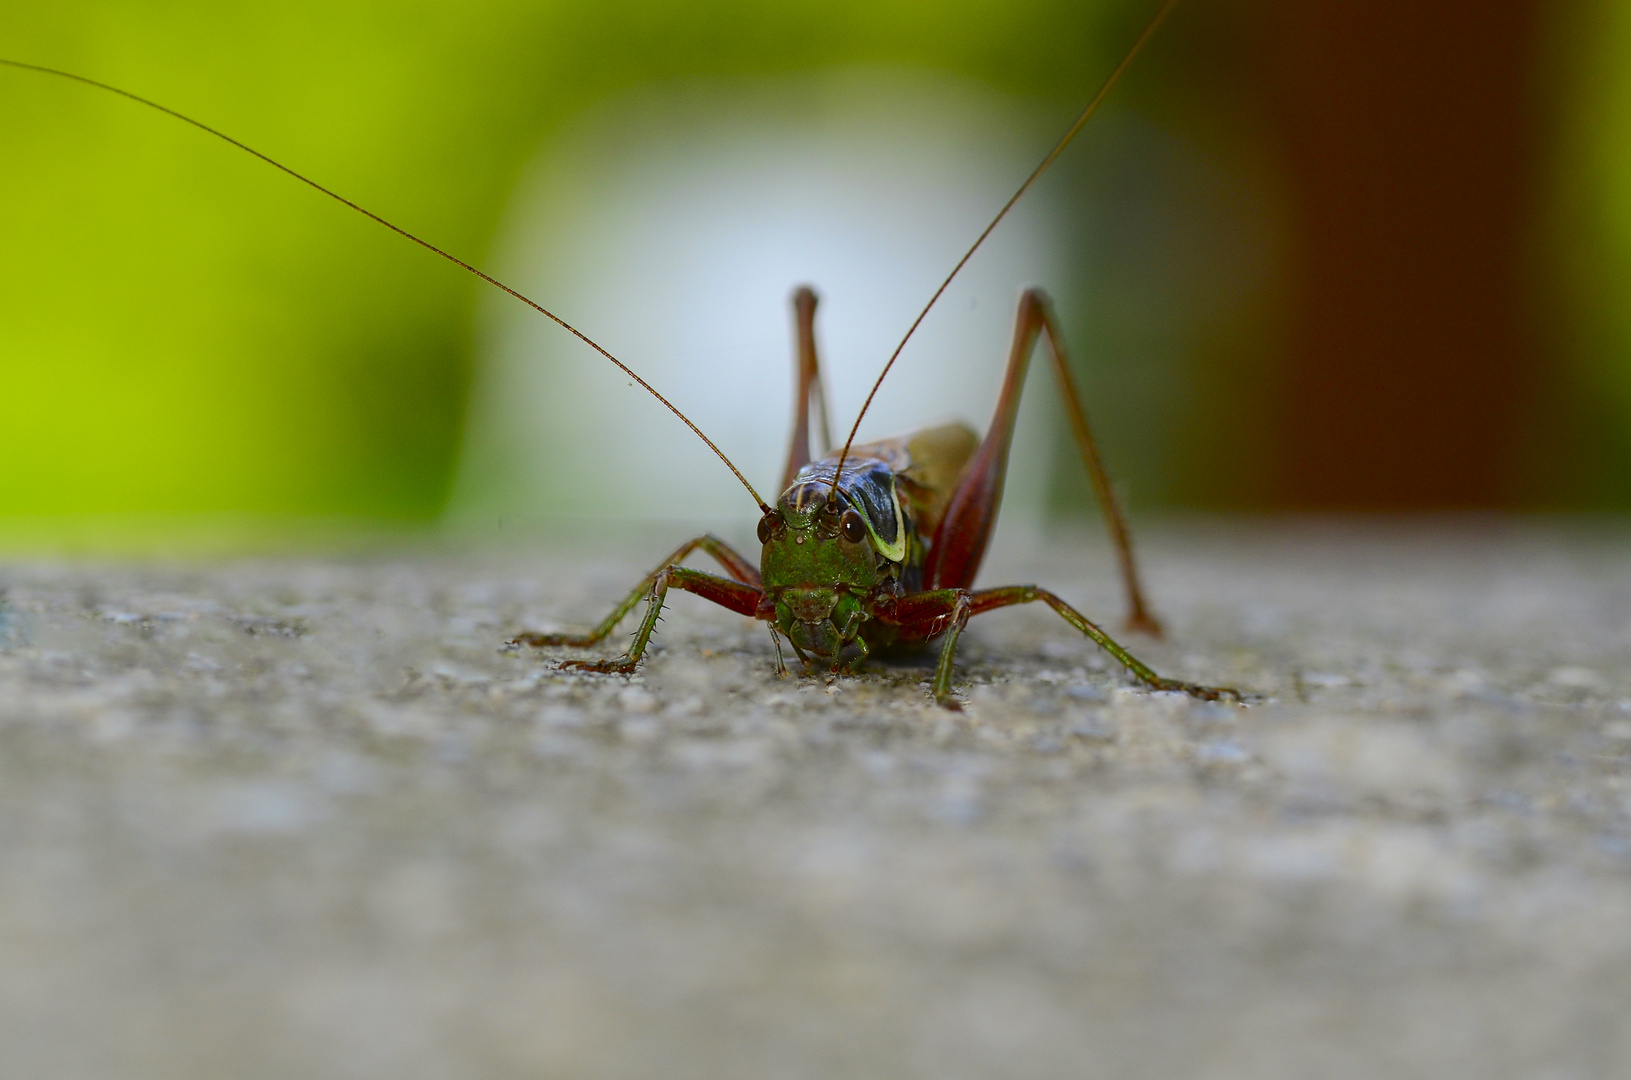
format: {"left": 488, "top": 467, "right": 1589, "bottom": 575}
{"left": 1, "top": 520, "right": 1629, "bottom": 1079}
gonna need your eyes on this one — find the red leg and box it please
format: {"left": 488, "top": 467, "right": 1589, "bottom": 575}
{"left": 509, "top": 535, "right": 760, "bottom": 649}
{"left": 876, "top": 584, "right": 1236, "bottom": 708}
{"left": 780, "top": 285, "right": 834, "bottom": 490}
{"left": 925, "top": 288, "right": 1162, "bottom": 636}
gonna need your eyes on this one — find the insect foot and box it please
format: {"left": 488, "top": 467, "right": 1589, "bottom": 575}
{"left": 555, "top": 656, "right": 641, "bottom": 675}
{"left": 1146, "top": 677, "right": 1244, "bottom": 703}
{"left": 507, "top": 631, "right": 597, "bottom": 648}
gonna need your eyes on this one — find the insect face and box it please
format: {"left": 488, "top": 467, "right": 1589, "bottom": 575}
{"left": 759, "top": 501, "right": 886, "bottom": 663}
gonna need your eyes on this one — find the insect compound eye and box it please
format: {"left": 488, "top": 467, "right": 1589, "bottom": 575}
{"left": 757, "top": 512, "right": 779, "bottom": 545}
{"left": 840, "top": 509, "right": 867, "bottom": 545}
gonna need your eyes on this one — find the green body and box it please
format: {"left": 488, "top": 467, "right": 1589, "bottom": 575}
{"left": 760, "top": 424, "right": 975, "bottom": 666}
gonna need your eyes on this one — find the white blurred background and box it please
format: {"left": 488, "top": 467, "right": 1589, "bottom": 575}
{"left": 449, "top": 69, "right": 1077, "bottom": 536}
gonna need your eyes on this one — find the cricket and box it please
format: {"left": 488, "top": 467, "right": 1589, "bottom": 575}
{"left": 1, "top": 0, "right": 1241, "bottom": 708}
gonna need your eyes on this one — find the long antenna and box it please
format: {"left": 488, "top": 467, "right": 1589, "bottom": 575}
{"left": 0, "top": 56, "right": 771, "bottom": 515}
{"left": 827, "top": 0, "right": 1181, "bottom": 498}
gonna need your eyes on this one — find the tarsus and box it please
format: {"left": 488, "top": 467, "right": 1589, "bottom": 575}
{"left": 0, "top": 56, "right": 771, "bottom": 514}
{"left": 827, "top": 0, "right": 1182, "bottom": 500}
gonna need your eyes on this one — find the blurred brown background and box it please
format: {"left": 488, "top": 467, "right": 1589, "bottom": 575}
{"left": 1261, "top": 0, "right": 1550, "bottom": 509}
{"left": 1099, "top": 0, "right": 1596, "bottom": 512}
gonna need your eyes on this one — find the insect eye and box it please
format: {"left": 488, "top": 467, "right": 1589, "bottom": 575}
{"left": 840, "top": 509, "right": 866, "bottom": 544}
{"left": 757, "top": 512, "right": 779, "bottom": 545}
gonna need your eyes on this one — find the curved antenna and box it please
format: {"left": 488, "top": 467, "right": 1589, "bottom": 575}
{"left": 0, "top": 56, "right": 772, "bottom": 515}
{"left": 827, "top": 0, "right": 1181, "bottom": 500}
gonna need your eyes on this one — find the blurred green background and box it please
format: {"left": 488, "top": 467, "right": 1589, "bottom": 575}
{"left": 0, "top": 0, "right": 1626, "bottom": 548}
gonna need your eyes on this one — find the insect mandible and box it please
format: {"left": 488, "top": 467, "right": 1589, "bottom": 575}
{"left": 1, "top": 0, "right": 1241, "bottom": 707}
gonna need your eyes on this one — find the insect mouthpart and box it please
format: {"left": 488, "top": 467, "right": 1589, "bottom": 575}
{"left": 784, "top": 586, "right": 840, "bottom": 625}
{"left": 779, "top": 585, "right": 865, "bottom": 663}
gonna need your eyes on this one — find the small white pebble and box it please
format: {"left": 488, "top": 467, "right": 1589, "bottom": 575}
{"left": 1037, "top": 640, "right": 1079, "bottom": 661}
{"left": 664, "top": 696, "right": 704, "bottom": 718}
{"left": 536, "top": 704, "right": 586, "bottom": 728}
{"left": 617, "top": 687, "right": 658, "bottom": 714}
{"left": 1195, "top": 739, "right": 1250, "bottom": 764}
{"left": 618, "top": 716, "right": 660, "bottom": 742}
{"left": 1069, "top": 718, "right": 1114, "bottom": 742}
{"left": 1439, "top": 670, "right": 1485, "bottom": 696}
{"left": 1549, "top": 666, "right": 1603, "bottom": 690}
{"left": 213, "top": 782, "right": 315, "bottom": 836}
{"left": 87, "top": 710, "right": 137, "bottom": 744}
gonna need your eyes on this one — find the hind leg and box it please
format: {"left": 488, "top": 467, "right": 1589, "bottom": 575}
{"left": 925, "top": 288, "right": 1161, "bottom": 636}
{"left": 780, "top": 285, "right": 835, "bottom": 489}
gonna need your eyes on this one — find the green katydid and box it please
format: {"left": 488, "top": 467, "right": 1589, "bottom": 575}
{"left": 0, "top": 0, "right": 1240, "bottom": 707}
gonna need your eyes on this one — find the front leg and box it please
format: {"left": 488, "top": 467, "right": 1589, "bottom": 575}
{"left": 554, "top": 566, "right": 762, "bottom": 675}
{"left": 508, "top": 535, "right": 759, "bottom": 650}
{"left": 872, "top": 589, "right": 973, "bottom": 707}
{"left": 833, "top": 609, "right": 871, "bottom": 674}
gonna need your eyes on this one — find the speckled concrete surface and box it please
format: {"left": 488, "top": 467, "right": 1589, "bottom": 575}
{"left": 1, "top": 521, "right": 1629, "bottom": 1079}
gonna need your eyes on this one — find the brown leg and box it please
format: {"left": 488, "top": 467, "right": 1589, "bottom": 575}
{"left": 780, "top": 285, "right": 835, "bottom": 490}
{"left": 509, "top": 535, "right": 760, "bottom": 649}
{"left": 1035, "top": 295, "right": 1161, "bottom": 636}
{"left": 876, "top": 585, "right": 1237, "bottom": 708}
{"left": 924, "top": 288, "right": 1162, "bottom": 636}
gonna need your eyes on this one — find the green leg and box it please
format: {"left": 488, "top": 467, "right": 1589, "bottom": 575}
{"left": 840, "top": 623, "right": 870, "bottom": 673}
{"left": 993, "top": 586, "right": 1236, "bottom": 698}
{"left": 930, "top": 594, "right": 975, "bottom": 707}
{"left": 877, "top": 586, "right": 1240, "bottom": 708}
{"left": 552, "top": 566, "right": 762, "bottom": 675}
{"left": 509, "top": 535, "right": 758, "bottom": 649}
